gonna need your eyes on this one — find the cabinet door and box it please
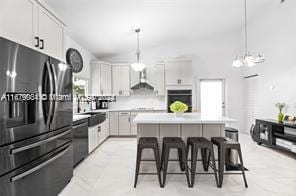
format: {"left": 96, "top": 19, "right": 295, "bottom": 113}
{"left": 119, "top": 113, "right": 131, "bottom": 135}
{"left": 109, "top": 112, "right": 119, "bottom": 135}
{"left": 88, "top": 125, "right": 99, "bottom": 153}
{"left": 100, "top": 63, "right": 112, "bottom": 95}
{"left": 120, "top": 66, "right": 130, "bottom": 96}
{"left": 112, "top": 66, "right": 121, "bottom": 96}
{"left": 165, "top": 61, "right": 179, "bottom": 85}
{"left": 179, "top": 61, "right": 192, "bottom": 85}
{"left": 155, "top": 64, "right": 165, "bottom": 96}
{"left": 0, "top": 0, "right": 38, "bottom": 48}
{"left": 91, "top": 63, "right": 101, "bottom": 95}
{"left": 130, "top": 115, "right": 137, "bottom": 135}
{"left": 38, "top": 5, "right": 64, "bottom": 60}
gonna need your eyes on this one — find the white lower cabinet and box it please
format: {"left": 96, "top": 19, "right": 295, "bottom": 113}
{"left": 109, "top": 112, "right": 119, "bottom": 136}
{"left": 88, "top": 125, "right": 99, "bottom": 153}
{"left": 130, "top": 115, "right": 137, "bottom": 135}
{"left": 99, "top": 113, "right": 109, "bottom": 143}
{"left": 118, "top": 112, "right": 131, "bottom": 135}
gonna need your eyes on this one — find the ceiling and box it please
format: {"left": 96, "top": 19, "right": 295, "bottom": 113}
{"left": 46, "top": 0, "right": 274, "bottom": 59}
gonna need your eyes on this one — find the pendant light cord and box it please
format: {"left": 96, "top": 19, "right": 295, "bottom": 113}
{"left": 244, "top": 0, "right": 248, "bottom": 54}
{"left": 136, "top": 29, "right": 140, "bottom": 63}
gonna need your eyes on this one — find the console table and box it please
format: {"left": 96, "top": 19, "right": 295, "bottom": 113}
{"left": 255, "top": 119, "right": 296, "bottom": 154}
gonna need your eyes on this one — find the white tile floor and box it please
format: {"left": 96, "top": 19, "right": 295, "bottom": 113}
{"left": 59, "top": 134, "right": 296, "bottom": 196}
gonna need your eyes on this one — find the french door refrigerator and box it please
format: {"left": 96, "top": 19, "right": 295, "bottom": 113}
{"left": 0, "top": 37, "right": 73, "bottom": 196}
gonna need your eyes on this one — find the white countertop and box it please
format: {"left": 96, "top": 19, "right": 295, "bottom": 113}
{"left": 73, "top": 114, "right": 90, "bottom": 122}
{"left": 133, "top": 112, "right": 236, "bottom": 124}
{"left": 87, "top": 108, "right": 167, "bottom": 113}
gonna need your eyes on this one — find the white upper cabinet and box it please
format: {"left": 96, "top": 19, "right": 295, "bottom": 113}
{"left": 0, "top": 0, "right": 38, "bottom": 47}
{"left": 38, "top": 5, "right": 64, "bottom": 60}
{"left": 100, "top": 63, "right": 112, "bottom": 95}
{"left": 112, "top": 64, "right": 130, "bottom": 96}
{"left": 165, "top": 61, "right": 192, "bottom": 86}
{"left": 91, "top": 62, "right": 112, "bottom": 95}
{"left": 154, "top": 64, "right": 165, "bottom": 96}
{"left": 0, "top": 0, "right": 65, "bottom": 61}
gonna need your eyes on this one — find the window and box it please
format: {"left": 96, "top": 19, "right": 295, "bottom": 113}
{"left": 200, "top": 79, "right": 225, "bottom": 117}
{"left": 73, "top": 77, "right": 88, "bottom": 96}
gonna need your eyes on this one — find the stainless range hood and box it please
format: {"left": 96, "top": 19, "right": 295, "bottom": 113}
{"left": 131, "top": 68, "right": 154, "bottom": 90}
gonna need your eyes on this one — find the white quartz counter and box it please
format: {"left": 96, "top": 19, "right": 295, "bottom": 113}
{"left": 133, "top": 112, "right": 236, "bottom": 124}
{"left": 73, "top": 114, "right": 90, "bottom": 122}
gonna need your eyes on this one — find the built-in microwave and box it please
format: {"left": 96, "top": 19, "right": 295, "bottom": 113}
{"left": 167, "top": 90, "right": 192, "bottom": 113}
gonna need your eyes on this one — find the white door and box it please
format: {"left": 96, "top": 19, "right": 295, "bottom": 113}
{"left": 200, "top": 79, "right": 225, "bottom": 117}
{"left": 91, "top": 63, "right": 101, "bottom": 95}
{"left": 112, "top": 66, "right": 121, "bottom": 96}
{"left": 118, "top": 112, "right": 131, "bottom": 135}
{"left": 100, "top": 63, "right": 112, "bottom": 95}
{"left": 155, "top": 64, "right": 165, "bottom": 96}
{"left": 244, "top": 76, "right": 258, "bottom": 133}
{"left": 120, "top": 66, "right": 130, "bottom": 96}
{"left": 0, "top": 0, "right": 38, "bottom": 48}
{"left": 38, "top": 5, "right": 64, "bottom": 60}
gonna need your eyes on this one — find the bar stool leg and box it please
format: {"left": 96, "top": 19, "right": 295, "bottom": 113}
{"left": 153, "top": 146, "right": 163, "bottom": 188}
{"left": 201, "top": 149, "right": 208, "bottom": 171}
{"left": 218, "top": 146, "right": 225, "bottom": 188}
{"left": 181, "top": 146, "right": 191, "bottom": 187}
{"left": 190, "top": 145, "right": 198, "bottom": 187}
{"left": 162, "top": 146, "right": 170, "bottom": 187}
{"left": 210, "top": 146, "right": 219, "bottom": 188}
{"left": 178, "top": 148, "right": 185, "bottom": 171}
{"left": 134, "top": 145, "right": 143, "bottom": 188}
{"left": 237, "top": 146, "right": 248, "bottom": 188}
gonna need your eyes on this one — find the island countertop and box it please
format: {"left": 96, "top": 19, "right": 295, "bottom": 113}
{"left": 133, "top": 112, "right": 236, "bottom": 124}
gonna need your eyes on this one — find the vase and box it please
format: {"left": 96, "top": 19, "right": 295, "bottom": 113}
{"left": 174, "top": 112, "right": 184, "bottom": 117}
{"left": 278, "top": 111, "right": 284, "bottom": 123}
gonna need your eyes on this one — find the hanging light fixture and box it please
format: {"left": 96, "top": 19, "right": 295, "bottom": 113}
{"left": 232, "top": 0, "right": 265, "bottom": 67}
{"left": 131, "top": 29, "right": 146, "bottom": 72}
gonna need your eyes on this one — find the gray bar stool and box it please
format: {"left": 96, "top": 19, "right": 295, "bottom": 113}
{"left": 186, "top": 137, "right": 219, "bottom": 187}
{"left": 134, "top": 137, "right": 162, "bottom": 188}
{"left": 161, "top": 137, "right": 190, "bottom": 187}
{"left": 211, "top": 137, "right": 248, "bottom": 188}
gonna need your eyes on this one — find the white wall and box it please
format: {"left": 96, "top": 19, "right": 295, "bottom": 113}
{"left": 243, "top": 0, "right": 296, "bottom": 120}
{"left": 65, "top": 35, "right": 98, "bottom": 113}
{"left": 65, "top": 35, "right": 97, "bottom": 81}
{"left": 104, "top": 31, "right": 245, "bottom": 132}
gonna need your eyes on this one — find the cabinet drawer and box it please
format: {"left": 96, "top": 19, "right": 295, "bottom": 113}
{"left": 119, "top": 112, "right": 131, "bottom": 116}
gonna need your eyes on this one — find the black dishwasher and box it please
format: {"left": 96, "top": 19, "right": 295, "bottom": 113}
{"left": 72, "top": 119, "right": 88, "bottom": 167}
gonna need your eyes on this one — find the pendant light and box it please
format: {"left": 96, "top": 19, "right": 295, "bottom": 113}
{"left": 131, "top": 29, "right": 146, "bottom": 72}
{"left": 232, "top": 0, "right": 265, "bottom": 67}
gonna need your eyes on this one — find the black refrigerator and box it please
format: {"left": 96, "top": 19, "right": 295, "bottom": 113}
{"left": 0, "top": 37, "right": 73, "bottom": 196}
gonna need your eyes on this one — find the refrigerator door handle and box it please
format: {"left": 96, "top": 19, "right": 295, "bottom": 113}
{"left": 49, "top": 63, "right": 58, "bottom": 124}
{"left": 10, "top": 145, "right": 71, "bottom": 182}
{"left": 10, "top": 129, "right": 72, "bottom": 154}
{"left": 46, "top": 62, "right": 54, "bottom": 125}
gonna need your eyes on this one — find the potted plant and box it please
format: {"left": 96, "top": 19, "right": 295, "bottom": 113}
{"left": 170, "top": 101, "right": 188, "bottom": 117}
{"left": 275, "top": 102, "right": 285, "bottom": 123}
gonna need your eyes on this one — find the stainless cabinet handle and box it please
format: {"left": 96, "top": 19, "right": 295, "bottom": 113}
{"left": 177, "top": 79, "right": 181, "bottom": 84}
{"left": 101, "top": 90, "right": 103, "bottom": 94}
{"left": 10, "top": 129, "right": 72, "bottom": 154}
{"left": 128, "top": 117, "right": 131, "bottom": 122}
{"left": 72, "top": 122, "right": 88, "bottom": 129}
{"left": 10, "top": 145, "right": 71, "bottom": 182}
{"left": 155, "top": 90, "right": 158, "bottom": 94}
{"left": 98, "top": 126, "right": 101, "bottom": 132}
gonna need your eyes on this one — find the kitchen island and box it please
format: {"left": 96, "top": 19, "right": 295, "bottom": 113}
{"left": 133, "top": 112, "right": 236, "bottom": 160}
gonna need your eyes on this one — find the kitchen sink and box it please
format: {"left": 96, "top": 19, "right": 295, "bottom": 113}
{"left": 79, "top": 112, "right": 106, "bottom": 127}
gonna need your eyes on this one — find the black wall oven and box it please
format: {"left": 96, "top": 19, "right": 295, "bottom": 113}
{"left": 167, "top": 90, "right": 192, "bottom": 112}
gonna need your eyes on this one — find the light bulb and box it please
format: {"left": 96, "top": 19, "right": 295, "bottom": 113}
{"left": 232, "top": 58, "right": 243, "bottom": 67}
{"left": 131, "top": 63, "right": 146, "bottom": 72}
